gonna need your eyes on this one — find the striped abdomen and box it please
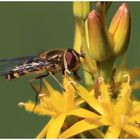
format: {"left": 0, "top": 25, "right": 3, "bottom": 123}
{"left": 5, "top": 61, "right": 45, "bottom": 80}
{"left": 5, "top": 69, "right": 30, "bottom": 80}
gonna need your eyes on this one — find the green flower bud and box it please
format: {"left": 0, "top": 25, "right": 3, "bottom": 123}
{"left": 85, "top": 10, "right": 113, "bottom": 62}
{"left": 109, "top": 3, "right": 131, "bottom": 57}
{"left": 73, "top": 1, "right": 90, "bottom": 20}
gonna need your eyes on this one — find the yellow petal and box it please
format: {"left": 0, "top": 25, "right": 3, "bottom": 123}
{"left": 75, "top": 98, "right": 85, "bottom": 106}
{"left": 132, "top": 107, "right": 140, "bottom": 116}
{"left": 133, "top": 100, "right": 140, "bottom": 107}
{"left": 45, "top": 98, "right": 62, "bottom": 114}
{"left": 18, "top": 101, "right": 56, "bottom": 116}
{"left": 122, "top": 124, "right": 140, "bottom": 138}
{"left": 68, "top": 108, "right": 100, "bottom": 119}
{"left": 114, "top": 82, "right": 132, "bottom": 116}
{"left": 62, "top": 76, "right": 76, "bottom": 111}
{"left": 105, "top": 125, "right": 121, "bottom": 138}
{"left": 43, "top": 79, "right": 64, "bottom": 108}
{"left": 100, "top": 116, "right": 112, "bottom": 125}
{"left": 132, "top": 101, "right": 140, "bottom": 116}
{"left": 36, "top": 118, "right": 54, "bottom": 138}
{"left": 99, "top": 82, "right": 112, "bottom": 115}
{"left": 59, "top": 118, "right": 108, "bottom": 138}
{"left": 100, "top": 82, "right": 111, "bottom": 103}
{"left": 46, "top": 113, "right": 67, "bottom": 138}
{"left": 129, "top": 113, "right": 140, "bottom": 123}
{"left": 114, "top": 70, "right": 129, "bottom": 83}
{"left": 63, "top": 75, "right": 75, "bottom": 93}
{"left": 76, "top": 84, "right": 104, "bottom": 115}
{"left": 63, "top": 92, "right": 75, "bottom": 111}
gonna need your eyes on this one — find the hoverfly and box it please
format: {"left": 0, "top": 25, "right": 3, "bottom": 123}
{"left": 0, "top": 48, "right": 85, "bottom": 105}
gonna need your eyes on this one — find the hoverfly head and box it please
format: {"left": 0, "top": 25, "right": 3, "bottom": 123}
{"left": 64, "top": 48, "right": 83, "bottom": 72}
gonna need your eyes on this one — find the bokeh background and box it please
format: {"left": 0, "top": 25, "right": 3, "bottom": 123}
{"left": 0, "top": 2, "right": 139, "bottom": 138}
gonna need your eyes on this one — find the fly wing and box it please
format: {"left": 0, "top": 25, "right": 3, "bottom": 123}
{"left": 0, "top": 56, "right": 36, "bottom": 62}
{"left": 0, "top": 56, "right": 37, "bottom": 77}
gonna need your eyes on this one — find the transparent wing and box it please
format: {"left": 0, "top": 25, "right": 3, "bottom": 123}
{"left": 0, "top": 56, "right": 36, "bottom": 62}
{"left": 0, "top": 56, "right": 37, "bottom": 76}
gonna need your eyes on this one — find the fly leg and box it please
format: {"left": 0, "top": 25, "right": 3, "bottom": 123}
{"left": 48, "top": 71, "right": 65, "bottom": 92}
{"left": 73, "top": 70, "right": 81, "bottom": 81}
{"left": 63, "top": 70, "right": 79, "bottom": 92}
{"left": 28, "top": 73, "right": 49, "bottom": 109}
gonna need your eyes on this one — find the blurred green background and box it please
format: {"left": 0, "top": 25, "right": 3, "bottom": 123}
{"left": 0, "top": 2, "right": 139, "bottom": 138}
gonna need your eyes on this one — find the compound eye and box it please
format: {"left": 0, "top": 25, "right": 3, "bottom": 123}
{"left": 65, "top": 50, "right": 77, "bottom": 68}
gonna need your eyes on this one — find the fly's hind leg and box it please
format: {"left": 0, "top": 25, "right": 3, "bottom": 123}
{"left": 28, "top": 73, "right": 49, "bottom": 109}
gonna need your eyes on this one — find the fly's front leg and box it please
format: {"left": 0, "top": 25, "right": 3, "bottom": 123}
{"left": 48, "top": 71, "right": 66, "bottom": 92}
{"left": 28, "top": 73, "right": 49, "bottom": 109}
{"left": 63, "top": 70, "right": 79, "bottom": 92}
{"left": 73, "top": 70, "right": 81, "bottom": 81}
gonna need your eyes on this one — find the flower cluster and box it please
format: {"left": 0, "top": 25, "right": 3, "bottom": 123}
{"left": 19, "top": 2, "right": 140, "bottom": 138}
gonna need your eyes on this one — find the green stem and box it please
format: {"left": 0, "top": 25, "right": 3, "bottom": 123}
{"left": 99, "top": 57, "right": 115, "bottom": 83}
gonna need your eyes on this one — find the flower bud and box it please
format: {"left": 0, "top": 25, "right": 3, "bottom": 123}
{"left": 86, "top": 10, "right": 113, "bottom": 61}
{"left": 73, "top": 1, "right": 90, "bottom": 20}
{"left": 109, "top": 3, "right": 131, "bottom": 57}
{"left": 96, "top": 2, "right": 112, "bottom": 14}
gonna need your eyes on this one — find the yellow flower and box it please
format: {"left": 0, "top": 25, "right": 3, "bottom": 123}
{"left": 19, "top": 75, "right": 100, "bottom": 138}
{"left": 59, "top": 75, "right": 140, "bottom": 138}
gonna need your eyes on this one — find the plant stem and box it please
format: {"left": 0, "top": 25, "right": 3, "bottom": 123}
{"left": 99, "top": 56, "right": 115, "bottom": 83}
